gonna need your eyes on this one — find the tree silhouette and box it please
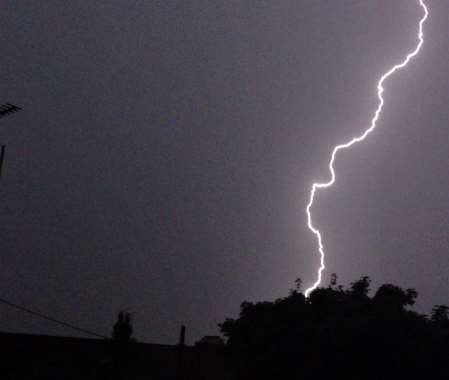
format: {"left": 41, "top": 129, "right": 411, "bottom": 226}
{"left": 220, "top": 276, "right": 449, "bottom": 380}
{"left": 431, "top": 305, "right": 449, "bottom": 326}
{"left": 112, "top": 311, "right": 133, "bottom": 343}
{"left": 110, "top": 311, "right": 134, "bottom": 380}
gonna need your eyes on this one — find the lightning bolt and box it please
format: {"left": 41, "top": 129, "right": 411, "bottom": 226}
{"left": 304, "top": 0, "right": 429, "bottom": 298}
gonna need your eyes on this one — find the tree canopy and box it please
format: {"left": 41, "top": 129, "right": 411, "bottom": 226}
{"left": 220, "top": 276, "right": 449, "bottom": 380}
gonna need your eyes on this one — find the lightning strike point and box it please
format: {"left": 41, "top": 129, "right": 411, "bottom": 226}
{"left": 304, "top": 0, "right": 429, "bottom": 298}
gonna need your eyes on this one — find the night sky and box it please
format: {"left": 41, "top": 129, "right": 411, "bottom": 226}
{"left": 1, "top": 1, "right": 448, "bottom": 344}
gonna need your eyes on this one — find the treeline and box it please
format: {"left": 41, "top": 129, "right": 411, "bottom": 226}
{"left": 220, "top": 276, "right": 449, "bottom": 380}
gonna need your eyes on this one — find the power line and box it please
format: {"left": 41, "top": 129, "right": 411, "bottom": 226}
{"left": 0, "top": 100, "right": 104, "bottom": 340}
{"left": 0, "top": 102, "right": 107, "bottom": 340}
{"left": 0, "top": 296, "right": 109, "bottom": 339}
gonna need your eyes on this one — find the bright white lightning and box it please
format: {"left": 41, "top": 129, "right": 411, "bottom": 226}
{"left": 304, "top": 0, "right": 429, "bottom": 298}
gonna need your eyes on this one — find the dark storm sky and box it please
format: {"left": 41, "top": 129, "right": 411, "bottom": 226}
{"left": 1, "top": 0, "right": 448, "bottom": 344}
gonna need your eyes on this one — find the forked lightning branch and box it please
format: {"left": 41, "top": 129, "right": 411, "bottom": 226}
{"left": 304, "top": 0, "right": 429, "bottom": 297}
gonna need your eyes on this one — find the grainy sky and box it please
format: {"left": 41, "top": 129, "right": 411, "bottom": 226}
{"left": 1, "top": 0, "right": 448, "bottom": 344}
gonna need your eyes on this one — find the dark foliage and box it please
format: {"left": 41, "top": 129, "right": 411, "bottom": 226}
{"left": 112, "top": 311, "right": 133, "bottom": 343}
{"left": 110, "top": 311, "right": 134, "bottom": 379}
{"left": 220, "top": 276, "right": 449, "bottom": 380}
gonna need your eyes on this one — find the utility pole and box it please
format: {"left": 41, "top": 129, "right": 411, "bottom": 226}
{"left": 0, "top": 146, "right": 5, "bottom": 178}
{"left": 0, "top": 103, "right": 22, "bottom": 178}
